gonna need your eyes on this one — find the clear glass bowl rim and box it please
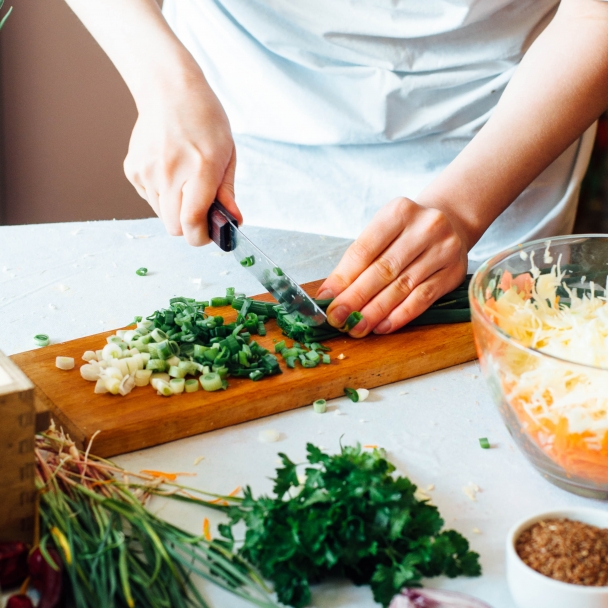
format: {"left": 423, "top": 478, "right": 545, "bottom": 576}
{"left": 468, "top": 233, "right": 608, "bottom": 374}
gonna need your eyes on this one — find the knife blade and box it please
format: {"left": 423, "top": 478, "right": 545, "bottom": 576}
{"left": 208, "top": 200, "right": 327, "bottom": 327}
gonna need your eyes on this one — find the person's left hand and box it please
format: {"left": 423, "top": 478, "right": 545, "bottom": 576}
{"left": 316, "top": 197, "right": 469, "bottom": 337}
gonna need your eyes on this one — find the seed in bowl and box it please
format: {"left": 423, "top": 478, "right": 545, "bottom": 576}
{"left": 515, "top": 518, "right": 608, "bottom": 586}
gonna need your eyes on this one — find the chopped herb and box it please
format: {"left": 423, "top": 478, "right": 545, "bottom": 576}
{"left": 344, "top": 387, "right": 359, "bottom": 402}
{"left": 479, "top": 437, "right": 490, "bottom": 449}
{"left": 273, "top": 267, "right": 284, "bottom": 276}
{"left": 340, "top": 311, "right": 364, "bottom": 332}
{"left": 240, "top": 256, "right": 255, "bottom": 267}
{"left": 34, "top": 334, "right": 50, "bottom": 347}
{"left": 313, "top": 399, "right": 327, "bottom": 413}
{"left": 136, "top": 267, "right": 148, "bottom": 276}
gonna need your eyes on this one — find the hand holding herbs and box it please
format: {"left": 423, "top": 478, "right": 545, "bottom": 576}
{"left": 219, "top": 443, "right": 481, "bottom": 608}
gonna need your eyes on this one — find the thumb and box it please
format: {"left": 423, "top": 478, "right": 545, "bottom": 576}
{"left": 216, "top": 146, "right": 243, "bottom": 225}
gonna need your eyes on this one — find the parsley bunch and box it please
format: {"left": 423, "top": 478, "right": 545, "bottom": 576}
{"left": 219, "top": 443, "right": 481, "bottom": 607}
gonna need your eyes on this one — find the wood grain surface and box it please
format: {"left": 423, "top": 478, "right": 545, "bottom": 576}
{"left": 10, "top": 280, "right": 477, "bottom": 457}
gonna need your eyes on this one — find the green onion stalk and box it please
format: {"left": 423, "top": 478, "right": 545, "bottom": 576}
{"left": 35, "top": 424, "right": 278, "bottom": 608}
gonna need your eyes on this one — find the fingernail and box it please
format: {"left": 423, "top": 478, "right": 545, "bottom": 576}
{"left": 374, "top": 320, "right": 392, "bottom": 334}
{"left": 328, "top": 305, "right": 349, "bottom": 327}
{"left": 349, "top": 318, "right": 367, "bottom": 336}
{"left": 316, "top": 289, "right": 334, "bottom": 300}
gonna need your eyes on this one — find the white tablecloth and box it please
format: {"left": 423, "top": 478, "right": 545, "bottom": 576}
{"left": 0, "top": 219, "right": 601, "bottom": 608}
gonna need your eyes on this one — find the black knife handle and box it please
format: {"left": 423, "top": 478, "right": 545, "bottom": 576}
{"left": 208, "top": 200, "right": 237, "bottom": 252}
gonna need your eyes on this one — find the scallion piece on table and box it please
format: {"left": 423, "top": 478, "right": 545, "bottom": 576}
{"left": 273, "top": 267, "right": 284, "bottom": 276}
{"left": 479, "top": 437, "right": 491, "bottom": 449}
{"left": 136, "top": 267, "right": 148, "bottom": 276}
{"left": 34, "top": 334, "right": 50, "bottom": 347}
{"left": 313, "top": 399, "right": 327, "bottom": 413}
{"left": 344, "top": 387, "right": 359, "bottom": 402}
{"left": 170, "top": 378, "right": 185, "bottom": 394}
{"left": 322, "top": 354, "right": 331, "bottom": 364}
{"left": 340, "top": 311, "right": 364, "bottom": 332}
{"left": 200, "top": 372, "right": 223, "bottom": 392}
{"left": 240, "top": 255, "right": 255, "bottom": 267}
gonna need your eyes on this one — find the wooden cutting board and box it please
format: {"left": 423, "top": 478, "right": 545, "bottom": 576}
{"left": 10, "top": 280, "right": 476, "bottom": 457}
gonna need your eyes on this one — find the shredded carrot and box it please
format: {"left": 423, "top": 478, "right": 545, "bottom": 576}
{"left": 140, "top": 469, "right": 197, "bottom": 481}
{"left": 207, "top": 486, "right": 241, "bottom": 504}
{"left": 363, "top": 444, "right": 378, "bottom": 449}
{"left": 203, "top": 518, "right": 211, "bottom": 541}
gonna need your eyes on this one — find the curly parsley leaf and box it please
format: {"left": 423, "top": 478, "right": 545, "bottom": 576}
{"left": 221, "top": 443, "right": 481, "bottom": 607}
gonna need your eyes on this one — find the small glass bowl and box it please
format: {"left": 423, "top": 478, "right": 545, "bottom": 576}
{"left": 469, "top": 234, "right": 608, "bottom": 500}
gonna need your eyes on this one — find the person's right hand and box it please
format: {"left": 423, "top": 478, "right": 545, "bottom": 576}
{"left": 124, "top": 73, "right": 242, "bottom": 246}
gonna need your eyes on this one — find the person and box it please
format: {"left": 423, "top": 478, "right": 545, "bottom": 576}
{"left": 65, "top": 0, "right": 608, "bottom": 336}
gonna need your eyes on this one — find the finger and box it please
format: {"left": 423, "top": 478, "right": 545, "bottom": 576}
{"left": 216, "top": 146, "right": 244, "bottom": 225}
{"left": 324, "top": 229, "right": 429, "bottom": 328}
{"left": 180, "top": 175, "right": 217, "bottom": 246}
{"left": 346, "top": 250, "right": 443, "bottom": 337}
{"left": 316, "top": 197, "right": 412, "bottom": 300}
{"left": 373, "top": 267, "right": 465, "bottom": 335}
{"left": 157, "top": 187, "right": 184, "bottom": 236}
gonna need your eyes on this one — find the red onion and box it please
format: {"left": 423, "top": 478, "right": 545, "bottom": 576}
{"left": 390, "top": 588, "right": 492, "bottom": 608}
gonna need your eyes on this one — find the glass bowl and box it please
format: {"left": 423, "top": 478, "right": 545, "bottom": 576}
{"left": 469, "top": 234, "right": 608, "bottom": 500}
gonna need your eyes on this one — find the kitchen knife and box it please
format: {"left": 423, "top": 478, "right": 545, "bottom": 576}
{"left": 208, "top": 200, "right": 327, "bottom": 327}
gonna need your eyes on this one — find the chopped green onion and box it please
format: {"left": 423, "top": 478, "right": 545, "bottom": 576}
{"left": 211, "top": 297, "right": 230, "bottom": 307}
{"left": 185, "top": 379, "right": 199, "bottom": 393}
{"left": 340, "top": 311, "right": 364, "bottom": 332}
{"left": 273, "top": 267, "right": 284, "bottom": 276}
{"left": 200, "top": 372, "right": 223, "bottom": 392}
{"left": 136, "top": 267, "right": 148, "bottom": 276}
{"left": 344, "top": 387, "right": 359, "bottom": 402}
{"left": 133, "top": 316, "right": 143, "bottom": 323}
{"left": 34, "top": 334, "right": 50, "bottom": 347}
{"left": 56, "top": 356, "right": 75, "bottom": 370}
{"left": 249, "top": 370, "right": 264, "bottom": 381}
{"left": 313, "top": 399, "right": 327, "bottom": 413}
{"left": 151, "top": 328, "right": 168, "bottom": 343}
{"left": 170, "top": 378, "right": 185, "bottom": 394}
{"left": 479, "top": 437, "right": 490, "bottom": 450}
{"left": 274, "top": 340, "right": 286, "bottom": 353}
{"left": 240, "top": 255, "right": 255, "bottom": 267}
{"left": 322, "top": 354, "right": 331, "bottom": 364}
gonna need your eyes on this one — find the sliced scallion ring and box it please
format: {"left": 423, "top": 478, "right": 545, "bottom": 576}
{"left": 136, "top": 267, "right": 148, "bottom": 276}
{"left": 240, "top": 255, "right": 255, "bottom": 267}
{"left": 273, "top": 267, "right": 284, "bottom": 276}
{"left": 34, "top": 334, "right": 50, "bottom": 347}
{"left": 479, "top": 437, "right": 490, "bottom": 449}
{"left": 200, "top": 372, "right": 222, "bottom": 392}
{"left": 185, "top": 379, "right": 199, "bottom": 393}
{"left": 313, "top": 399, "right": 327, "bottom": 413}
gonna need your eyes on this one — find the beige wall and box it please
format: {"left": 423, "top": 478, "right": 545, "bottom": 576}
{"left": 0, "top": 0, "right": 153, "bottom": 225}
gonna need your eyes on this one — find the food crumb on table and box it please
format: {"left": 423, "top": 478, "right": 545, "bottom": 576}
{"left": 463, "top": 483, "right": 481, "bottom": 501}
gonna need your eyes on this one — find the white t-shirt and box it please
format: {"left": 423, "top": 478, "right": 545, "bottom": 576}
{"left": 164, "top": 0, "right": 596, "bottom": 265}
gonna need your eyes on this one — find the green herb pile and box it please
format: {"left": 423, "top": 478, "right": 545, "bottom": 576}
{"left": 219, "top": 443, "right": 481, "bottom": 608}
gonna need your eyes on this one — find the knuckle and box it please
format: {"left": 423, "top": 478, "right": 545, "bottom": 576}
{"left": 393, "top": 272, "right": 417, "bottom": 298}
{"left": 374, "top": 255, "right": 401, "bottom": 282}
{"left": 415, "top": 281, "right": 439, "bottom": 305}
{"left": 348, "top": 239, "right": 373, "bottom": 264}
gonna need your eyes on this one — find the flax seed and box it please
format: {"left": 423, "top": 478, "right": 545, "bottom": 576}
{"left": 515, "top": 518, "right": 608, "bottom": 586}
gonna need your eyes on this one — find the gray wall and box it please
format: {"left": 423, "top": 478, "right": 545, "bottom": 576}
{"left": 0, "top": 0, "right": 153, "bottom": 225}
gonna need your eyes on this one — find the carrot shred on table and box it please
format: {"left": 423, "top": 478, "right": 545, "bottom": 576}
{"left": 363, "top": 444, "right": 378, "bottom": 449}
{"left": 228, "top": 486, "right": 241, "bottom": 497}
{"left": 140, "top": 469, "right": 197, "bottom": 481}
{"left": 203, "top": 517, "right": 211, "bottom": 541}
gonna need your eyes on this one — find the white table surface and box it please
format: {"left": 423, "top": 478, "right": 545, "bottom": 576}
{"left": 0, "top": 218, "right": 603, "bottom": 608}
